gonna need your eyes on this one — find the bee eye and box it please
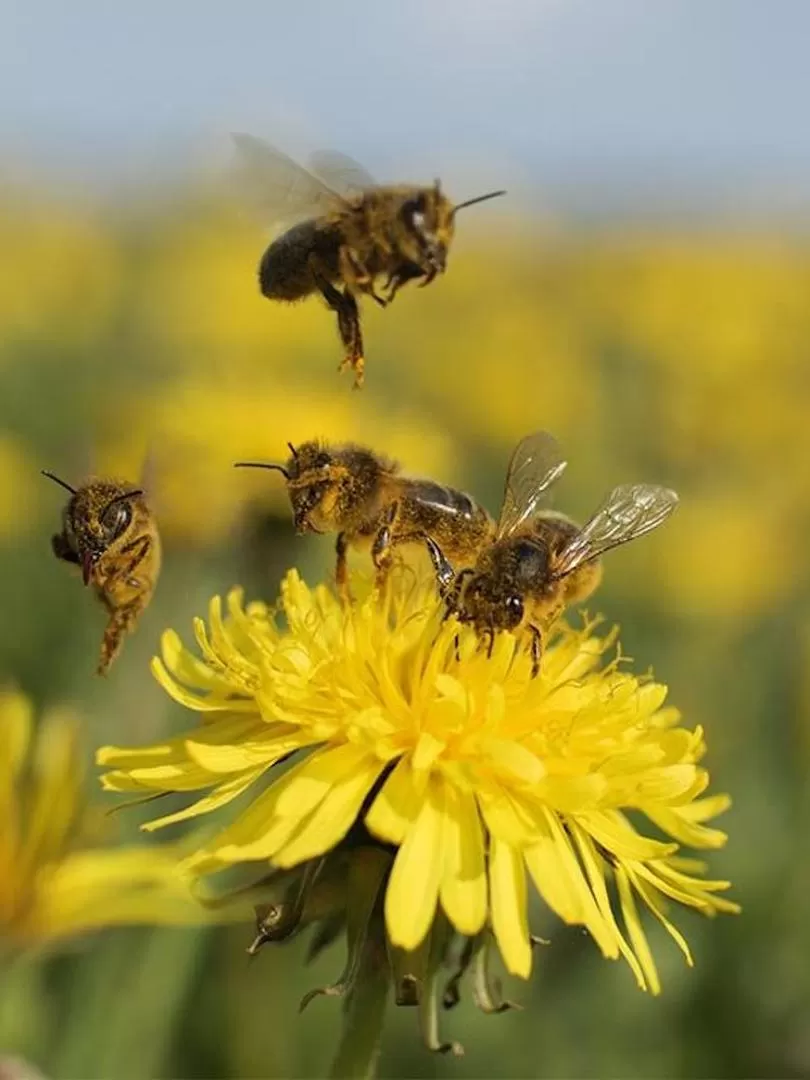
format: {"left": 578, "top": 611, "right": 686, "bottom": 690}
{"left": 103, "top": 503, "right": 131, "bottom": 537}
{"left": 505, "top": 595, "right": 524, "bottom": 622}
{"left": 404, "top": 196, "right": 427, "bottom": 228}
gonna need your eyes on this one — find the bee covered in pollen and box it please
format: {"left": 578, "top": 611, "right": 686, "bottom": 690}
{"left": 42, "top": 471, "right": 161, "bottom": 675}
{"left": 233, "top": 133, "right": 505, "bottom": 387}
{"left": 426, "top": 432, "right": 679, "bottom": 676}
{"left": 235, "top": 440, "right": 495, "bottom": 593}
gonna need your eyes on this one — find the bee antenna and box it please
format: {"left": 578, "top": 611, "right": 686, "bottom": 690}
{"left": 452, "top": 190, "right": 507, "bottom": 217}
{"left": 287, "top": 442, "right": 298, "bottom": 459}
{"left": 234, "top": 461, "right": 290, "bottom": 480}
{"left": 41, "top": 470, "right": 77, "bottom": 495}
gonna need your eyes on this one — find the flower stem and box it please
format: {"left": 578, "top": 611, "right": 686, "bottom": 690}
{"left": 329, "top": 932, "right": 390, "bottom": 1080}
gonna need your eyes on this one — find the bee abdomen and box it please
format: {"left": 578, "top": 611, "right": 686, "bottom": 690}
{"left": 259, "top": 220, "right": 343, "bottom": 301}
{"left": 407, "top": 480, "right": 481, "bottom": 520}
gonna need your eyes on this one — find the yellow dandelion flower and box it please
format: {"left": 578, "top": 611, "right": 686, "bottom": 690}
{"left": 99, "top": 566, "right": 737, "bottom": 1017}
{"left": 0, "top": 690, "right": 212, "bottom": 953}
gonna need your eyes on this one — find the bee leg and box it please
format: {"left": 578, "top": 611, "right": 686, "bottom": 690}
{"left": 371, "top": 504, "right": 399, "bottom": 591}
{"left": 330, "top": 289, "right": 364, "bottom": 388}
{"left": 528, "top": 623, "right": 543, "bottom": 678}
{"left": 384, "top": 264, "right": 424, "bottom": 304}
{"left": 486, "top": 627, "right": 495, "bottom": 660}
{"left": 417, "top": 265, "right": 438, "bottom": 289}
{"left": 120, "top": 534, "right": 152, "bottom": 579}
{"left": 340, "top": 248, "right": 386, "bottom": 307}
{"left": 341, "top": 290, "right": 365, "bottom": 388}
{"left": 335, "top": 532, "right": 352, "bottom": 605}
{"left": 308, "top": 258, "right": 365, "bottom": 386}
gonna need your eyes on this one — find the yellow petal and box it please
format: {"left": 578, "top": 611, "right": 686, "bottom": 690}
{"left": 577, "top": 810, "right": 677, "bottom": 862}
{"left": 185, "top": 726, "right": 309, "bottom": 774}
{"left": 385, "top": 778, "right": 445, "bottom": 951}
{"left": 480, "top": 738, "right": 545, "bottom": 786}
{"left": 20, "top": 714, "right": 82, "bottom": 875}
{"left": 0, "top": 691, "right": 33, "bottom": 778}
{"left": 626, "top": 866, "right": 693, "bottom": 967}
{"left": 159, "top": 628, "right": 232, "bottom": 692}
{"left": 489, "top": 837, "right": 531, "bottom": 978}
{"left": 411, "top": 731, "right": 446, "bottom": 772}
{"left": 366, "top": 758, "right": 422, "bottom": 844}
{"left": 186, "top": 755, "right": 317, "bottom": 865}
{"left": 615, "top": 865, "right": 661, "bottom": 995}
{"left": 273, "top": 743, "right": 372, "bottom": 819}
{"left": 439, "top": 785, "right": 487, "bottom": 936}
{"left": 524, "top": 809, "right": 619, "bottom": 959}
{"left": 477, "top": 781, "right": 537, "bottom": 847}
{"left": 98, "top": 716, "right": 264, "bottom": 790}
{"left": 141, "top": 768, "right": 265, "bottom": 831}
{"left": 569, "top": 823, "right": 646, "bottom": 990}
{"left": 273, "top": 756, "right": 386, "bottom": 867}
{"left": 150, "top": 656, "right": 256, "bottom": 713}
{"left": 644, "top": 806, "right": 729, "bottom": 849}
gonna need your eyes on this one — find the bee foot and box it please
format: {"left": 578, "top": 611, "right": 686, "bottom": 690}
{"left": 351, "top": 359, "right": 365, "bottom": 390}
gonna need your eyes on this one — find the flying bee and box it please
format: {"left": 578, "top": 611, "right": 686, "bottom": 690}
{"left": 234, "top": 440, "right": 495, "bottom": 593}
{"left": 233, "top": 133, "right": 505, "bottom": 387}
{"left": 426, "top": 432, "right": 679, "bottom": 677}
{"left": 42, "top": 471, "right": 161, "bottom": 675}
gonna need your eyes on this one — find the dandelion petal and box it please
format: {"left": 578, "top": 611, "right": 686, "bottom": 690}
{"left": 385, "top": 779, "right": 444, "bottom": 951}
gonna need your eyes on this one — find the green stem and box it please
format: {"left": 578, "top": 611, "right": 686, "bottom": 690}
{"left": 329, "top": 923, "right": 390, "bottom": 1080}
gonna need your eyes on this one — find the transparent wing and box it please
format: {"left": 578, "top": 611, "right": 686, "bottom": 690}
{"left": 497, "top": 431, "right": 568, "bottom": 537}
{"left": 308, "top": 150, "right": 376, "bottom": 195}
{"left": 231, "top": 132, "right": 345, "bottom": 227}
{"left": 552, "top": 484, "right": 679, "bottom": 578}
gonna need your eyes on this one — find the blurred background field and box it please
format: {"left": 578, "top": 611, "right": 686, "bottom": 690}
{"left": 2, "top": 2, "right": 810, "bottom": 1078}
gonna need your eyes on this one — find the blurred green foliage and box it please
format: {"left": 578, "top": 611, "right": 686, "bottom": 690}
{"left": 0, "top": 185, "right": 808, "bottom": 1078}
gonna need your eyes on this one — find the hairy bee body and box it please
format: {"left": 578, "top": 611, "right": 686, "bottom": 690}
{"left": 426, "top": 431, "right": 678, "bottom": 676}
{"left": 259, "top": 187, "right": 436, "bottom": 306}
{"left": 233, "top": 134, "right": 504, "bottom": 386}
{"left": 45, "top": 475, "right": 161, "bottom": 675}
{"left": 259, "top": 219, "right": 345, "bottom": 302}
{"left": 257, "top": 186, "right": 455, "bottom": 386}
{"left": 455, "top": 512, "right": 603, "bottom": 641}
{"left": 236, "top": 440, "right": 494, "bottom": 591}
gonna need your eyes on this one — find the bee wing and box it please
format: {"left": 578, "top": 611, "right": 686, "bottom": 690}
{"left": 231, "top": 132, "right": 346, "bottom": 227}
{"left": 496, "top": 431, "right": 568, "bottom": 538}
{"left": 138, "top": 444, "right": 160, "bottom": 503}
{"left": 308, "top": 150, "right": 377, "bottom": 196}
{"left": 552, "top": 484, "right": 679, "bottom": 579}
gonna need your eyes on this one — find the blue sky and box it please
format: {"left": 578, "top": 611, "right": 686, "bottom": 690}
{"left": 2, "top": 0, "right": 808, "bottom": 211}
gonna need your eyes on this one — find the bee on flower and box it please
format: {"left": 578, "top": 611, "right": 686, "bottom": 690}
{"left": 98, "top": 565, "right": 738, "bottom": 1056}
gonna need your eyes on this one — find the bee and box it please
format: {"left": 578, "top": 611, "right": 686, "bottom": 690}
{"left": 234, "top": 440, "right": 495, "bottom": 592}
{"left": 42, "top": 471, "right": 161, "bottom": 675}
{"left": 233, "top": 133, "right": 505, "bottom": 387}
{"left": 425, "top": 432, "right": 679, "bottom": 676}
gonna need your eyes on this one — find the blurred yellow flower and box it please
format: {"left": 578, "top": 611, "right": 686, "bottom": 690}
{"left": 0, "top": 200, "right": 120, "bottom": 350}
{"left": 0, "top": 437, "right": 40, "bottom": 542}
{"left": 99, "top": 567, "right": 737, "bottom": 998}
{"left": 0, "top": 690, "right": 211, "bottom": 953}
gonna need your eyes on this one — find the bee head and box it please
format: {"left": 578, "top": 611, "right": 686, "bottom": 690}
{"left": 42, "top": 472, "right": 142, "bottom": 585}
{"left": 401, "top": 183, "right": 506, "bottom": 276}
{"left": 237, "top": 442, "right": 390, "bottom": 534}
{"left": 458, "top": 572, "right": 526, "bottom": 634}
{"left": 401, "top": 185, "right": 455, "bottom": 273}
